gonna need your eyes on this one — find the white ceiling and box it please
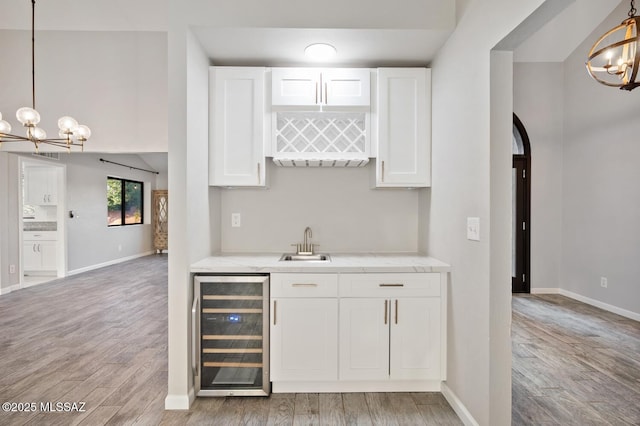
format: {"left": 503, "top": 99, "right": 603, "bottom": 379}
{"left": 0, "top": 0, "right": 623, "bottom": 66}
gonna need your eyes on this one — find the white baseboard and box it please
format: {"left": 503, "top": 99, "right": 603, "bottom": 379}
{"left": 67, "top": 251, "right": 155, "bottom": 276}
{"left": 530, "top": 287, "right": 640, "bottom": 322}
{"left": 0, "top": 284, "right": 21, "bottom": 296}
{"left": 559, "top": 289, "right": 640, "bottom": 322}
{"left": 441, "top": 382, "right": 479, "bottom": 426}
{"left": 530, "top": 287, "right": 560, "bottom": 294}
{"left": 164, "top": 390, "right": 193, "bottom": 410}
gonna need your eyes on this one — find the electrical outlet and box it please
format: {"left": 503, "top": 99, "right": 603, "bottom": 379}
{"left": 600, "top": 277, "right": 608, "bottom": 288}
{"left": 9, "top": 264, "right": 16, "bottom": 274}
{"left": 231, "top": 213, "right": 241, "bottom": 228}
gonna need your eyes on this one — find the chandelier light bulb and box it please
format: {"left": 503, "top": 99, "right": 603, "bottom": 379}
{"left": 32, "top": 127, "right": 47, "bottom": 140}
{"left": 0, "top": 119, "right": 11, "bottom": 135}
{"left": 74, "top": 124, "right": 91, "bottom": 141}
{"left": 16, "top": 107, "right": 41, "bottom": 126}
{"left": 58, "top": 116, "right": 78, "bottom": 133}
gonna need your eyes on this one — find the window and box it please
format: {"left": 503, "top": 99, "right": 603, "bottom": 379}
{"left": 107, "top": 177, "right": 143, "bottom": 226}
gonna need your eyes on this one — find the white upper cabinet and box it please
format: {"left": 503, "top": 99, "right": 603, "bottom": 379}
{"left": 24, "top": 166, "right": 58, "bottom": 205}
{"left": 209, "top": 67, "right": 266, "bottom": 187}
{"left": 272, "top": 68, "right": 370, "bottom": 108}
{"left": 375, "top": 68, "right": 431, "bottom": 187}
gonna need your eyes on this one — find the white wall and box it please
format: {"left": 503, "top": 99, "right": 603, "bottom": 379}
{"left": 219, "top": 164, "right": 421, "bottom": 253}
{"left": 166, "top": 23, "right": 214, "bottom": 408}
{"left": 513, "top": 62, "right": 564, "bottom": 290}
{"left": 513, "top": 1, "right": 640, "bottom": 318}
{"left": 428, "top": 1, "right": 557, "bottom": 424}
{"left": 0, "top": 30, "right": 167, "bottom": 153}
{"left": 62, "top": 153, "right": 157, "bottom": 271}
{"left": 0, "top": 153, "right": 21, "bottom": 292}
{"left": 560, "top": 1, "right": 640, "bottom": 316}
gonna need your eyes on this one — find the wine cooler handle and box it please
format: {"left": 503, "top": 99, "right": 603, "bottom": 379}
{"left": 191, "top": 294, "right": 200, "bottom": 377}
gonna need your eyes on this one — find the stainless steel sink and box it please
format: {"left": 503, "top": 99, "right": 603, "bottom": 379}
{"left": 279, "top": 253, "right": 331, "bottom": 262}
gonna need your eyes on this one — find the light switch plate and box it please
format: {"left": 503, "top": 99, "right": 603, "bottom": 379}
{"left": 231, "top": 213, "right": 241, "bottom": 228}
{"left": 467, "top": 217, "right": 480, "bottom": 241}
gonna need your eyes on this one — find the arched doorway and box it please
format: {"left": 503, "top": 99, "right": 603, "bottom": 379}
{"left": 512, "top": 113, "right": 530, "bottom": 293}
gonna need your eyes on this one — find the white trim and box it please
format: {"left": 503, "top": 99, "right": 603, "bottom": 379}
{"left": 559, "top": 289, "right": 640, "bottom": 322}
{"left": 529, "top": 287, "right": 640, "bottom": 321}
{"left": 530, "top": 287, "right": 560, "bottom": 294}
{"left": 0, "top": 284, "right": 21, "bottom": 296}
{"left": 164, "top": 391, "right": 193, "bottom": 410}
{"left": 441, "top": 382, "right": 479, "bottom": 426}
{"left": 272, "top": 380, "right": 442, "bottom": 393}
{"left": 67, "top": 251, "right": 155, "bottom": 276}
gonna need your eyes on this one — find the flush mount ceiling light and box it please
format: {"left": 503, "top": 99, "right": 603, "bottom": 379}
{"left": 586, "top": 0, "right": 640, "bottom": 91}
{"left": 304, "top": 43, "right": 337, "bottom": 61}
{"left": 0, "top": 0, "right": 91, "bottom": 152}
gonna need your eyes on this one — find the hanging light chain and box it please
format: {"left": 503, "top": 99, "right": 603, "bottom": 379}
{"left": 629, "top": 0, "right": 637, "bottom": 18}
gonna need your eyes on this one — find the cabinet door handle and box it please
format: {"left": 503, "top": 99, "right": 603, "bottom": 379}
{"left": 32, "top": 244, "right": 36, "bottom": 252}
{"left": 191, "top": 294, "right": 200, "bottom": 377}
{"left": 395, "top": 299, "right": 398, "bottom": 324}
{"left": 381, "top": 161, "right": 385, "bottom": 182}
{"left": 384, "top": 300, "right": 388, "bottom": 325}
{"left": 273, "top": 300, "right": 277, "bottom": 325}
{"left": 291, "top": 283, "right": 318, "bottom": 287}
{"left": 325, "top": 82, "right": 328, "bottom": 105}
{"left": 257, "top": 163, "right": 261, "bottom": 185}
{"left": 315, "top": 82, "right": 318, "bottom": 104}
{"left": 379, "top": 283, "right": 404, "bottom": 287}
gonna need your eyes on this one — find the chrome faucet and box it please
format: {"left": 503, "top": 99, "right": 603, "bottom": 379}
{"left": 303, "top": 227, "right": 312, "bottom": 253}
{"left": 293, "top": 226, "right": 315, "bottom": 255}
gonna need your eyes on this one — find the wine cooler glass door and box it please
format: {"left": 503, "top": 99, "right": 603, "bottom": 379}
{"left": 194, "top": 275, "right": 270, "bottom": 396}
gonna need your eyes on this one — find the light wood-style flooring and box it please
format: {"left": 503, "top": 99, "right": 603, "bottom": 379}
{"left": 512, "top": 294, "right": 640, "bottom": 425}
{"left": 0, "top": 255, "right": 461, "bottom": 425}
{"left": 3, "top": 255, "right": 638, "bottom": 425}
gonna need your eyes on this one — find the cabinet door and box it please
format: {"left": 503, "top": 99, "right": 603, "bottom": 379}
{"left": 390, "top": 297, "right": 441, "bottom": 380}
{"left": 376, "top": 68, "right": 431, "bottom": 187}
{"left": 271, "top": 68, "right": 319, "bottom": 107}
{"left": 40, "top": 241, "right": 57, "bottom": 271}
{"left": 23, "top": 242, "right": 41, "bottom": 270}
{"left": 339, "top": 298, "right": 389, "bottom": 380}
{"left": 323, "top": 69, "right": 370, "bottom": 107}
{"left": 270, "top": 298, "right": 338, "bottom": 381}
{"left": 209, "top": 67, "right": 266, "bottom": 186}
{"left": 24, "top": 167, "right": 57, "bottom": 205}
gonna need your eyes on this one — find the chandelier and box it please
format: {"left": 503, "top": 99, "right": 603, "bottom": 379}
{"left": 586, "top": 0, "right": 640, "bottom": 91}
{"left": 0, "top": 0, "right": 91, "bottom": 152}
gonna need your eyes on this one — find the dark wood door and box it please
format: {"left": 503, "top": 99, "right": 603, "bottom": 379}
{"left": 512, "top": 156, "right": 530, "bottom": 293}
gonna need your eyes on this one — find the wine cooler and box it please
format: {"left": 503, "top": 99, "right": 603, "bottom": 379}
{"left": 192, "top": 275, "right": 270, "bottom": 396}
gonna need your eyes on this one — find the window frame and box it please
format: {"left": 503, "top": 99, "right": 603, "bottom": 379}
{"left": 107, "top": 176, "right": 144, "bottom": 227}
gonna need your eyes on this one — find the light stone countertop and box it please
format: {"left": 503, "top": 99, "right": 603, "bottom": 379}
{"left": 191, "top": 253, "right": 451, "bottom": 274}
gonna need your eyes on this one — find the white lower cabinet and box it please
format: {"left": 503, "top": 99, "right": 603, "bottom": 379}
{"left": 270, "top": 274, "right": 338, "bottom": 382}
{"left": 270, "top": 271, "right": 446, "bottom": 392}
{"left": 389, "top": 297, "right": 441, "bottom": 380}
{"left": 23, "top": 232, "right": 57, "bottom": 272}
{"left": 339, "top": 298, "right": 390, "bottom": 380}
{"left": 339, "top": 277, "right": 442, "bottom": 381}
{"left": 270, "top": 298, "right": 338, "bottom": 381}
